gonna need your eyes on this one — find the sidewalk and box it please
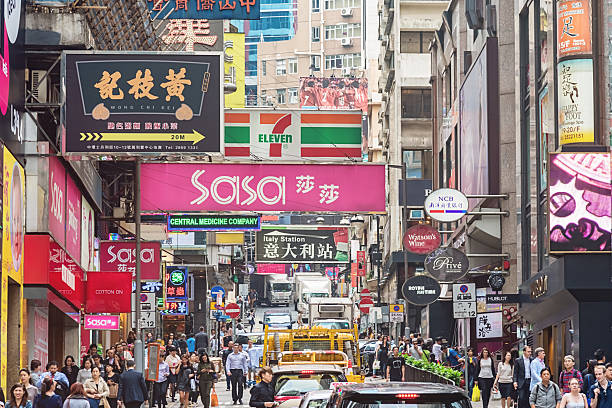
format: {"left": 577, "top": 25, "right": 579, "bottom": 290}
{"left": 164, "top": 377, "right": 253, "bottom": 408}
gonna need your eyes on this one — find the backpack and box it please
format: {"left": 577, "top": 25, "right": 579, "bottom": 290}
{"left": 54, "top": 380, "right": 69, "bottom": 401}
{"left": 533, "top": 382, "right": 560, "bottom": 404}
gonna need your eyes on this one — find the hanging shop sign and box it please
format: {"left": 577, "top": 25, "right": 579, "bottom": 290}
{"left": 403, "top": 224, "right": 441, "bottom": 254}
{"left": 558, "top": 59, "right": 594, "bottom": 145}
{"left": 398, "top": 179, "right": 433, "bottom": 206}
{"left": 3, "top": 147, "right": 25, "bottom": 284}
{"left": 62, "top": 52, "right": 222, "bottom": 154}
{"left": 147, "top": 0, "right": 260, "bottom": 20}
{"left": 48, "top": 156, "right": 66, "bottom": 247}
{"left": 224, "top": 110, "right": 362, "bottom": 161}
{"left": 161, "top": 300, "right": 188, "bottom": 315}
{"left": 557, "top": 0, "right": 592, "bottom": 58}
{"left": 424, "top": 188, "right": 468, "bottom": 222}
{"left": 224, "top": 33, "right": 245, "bottom": 108}
{"left": 401, "top": 275, "right": 441, "bottom": 306}
{"left": 255, "top": 228, "right": 348, "bottom": 263}
{"left": 356, "top": 250, "right": 366, "bottom": 276}
{"left": 165, "top": 265, "right": 188, "bottom": 299}
{"left": 141, "top": 163, "right": 386, "bottom": 213}
{"left": 84, "top": 315, "right": 120, "bottom": 330}
{"left": 99, "top": 241, "right": 161, "bottom": 281}
{"left": 476, "top": 312, "right": 503, "bottom": 339}
{"left": 81, "top": 198, "right": 96, "bottom": 271}
{"left": 85, "top": 272, "right": 132, "bottom": 313}
{"left": 425, "top": 247, "right": 470, "bottom": 281}
{"left": 65, "top": 174, "right": 82, "bottom": 261}
{"left": 168, "top": 214, "right": 260, "bottom": 231}
{"left": 549, "top": 153, "right": 610, "bottom": 252}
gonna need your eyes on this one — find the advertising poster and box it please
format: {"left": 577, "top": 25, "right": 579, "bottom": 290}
{"left": 299, "top": 77, "right": 368, "bottom": 111}
{"left": 48, "top": 156, "right": 66, "bottom": 246}
{"left": 62, "top": 52, "right": 223, "bottom": 154}
{"left": 81, "top": 198, "right": 96, "bottom": 271}
{"left": 557, "top": 0, "right": 592, "bottom": 58}
{"left": 538, "top": 87, "right": 552, "bottom": 192}
{"left": 66, "top": 176, "right": 81, "bottom": 262}
{"left": 3, "top": 147, "right": 25, "bottom": 284}
{"left": 224, "top": 110, "right": 362, "bottom": 161}
{"left": 476, "top": 312, "right": 503, "bottom": 339}
{"left": 255, "top": 228, "right": 348, "bottom": 263}
{"left": 558, "top": 59, "right": 595, "bottom": 144}
{"left": 224, "top": 33, "right": 245, "bottom": 108}
{"left": 141, "top": 163, "right": 386, "bottom": 213}
{"left": 549, "top": 152, "right": 611, "bottom": 252}
{"left": 147, "top": 0, "right": 260, "bottom": 20}
{"left": 49, "top": 240, "right": 85, "bottom": 309}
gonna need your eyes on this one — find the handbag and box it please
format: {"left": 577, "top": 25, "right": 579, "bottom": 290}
{"left": 108, "top": 383, "right": 118, "bottom": 399}
{"left": 373, "top": 360, "right": 381, "bottom": 370}
{"left": 101, "top": 398, "right": 111, "bottom": 408}
{"left": 472, "top": 384, "right": 481, "bottom": 402}
{"left": 190, "top": 378, "right": 197, "bottom": 392}
{"left": 492, "top": 388, "right": 501, "bottom": 400}
{"left": 210, "top": 386, "right": 219, "bottom": 408}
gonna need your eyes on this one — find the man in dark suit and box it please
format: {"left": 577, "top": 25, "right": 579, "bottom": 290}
{"left": 118, "top": 360, "right": 148, "bottom": 408}
{"left": 513, "top": 345, "right": 533, "bottom": 408}
{"left": 195, "top": 326, "right": 209, "bottom": 354}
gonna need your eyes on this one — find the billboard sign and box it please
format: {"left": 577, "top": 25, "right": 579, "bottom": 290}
{"left": 299, "top": 77, "right": 368, "bottom": 111}
{"left": 255, "top": 228, "right": 348, "bottom": 263}
{"left": 398, "top": 179, "right": 433, "bottom": 206}
{"left": 147, "top": 0, "right": 260, "bottom": 20}
{"left": 99, "top": 241, "right": 161, "bottom": 280}
{"left": 141, "top": 163, "right": 385, "bottom": 213}
{"left": 3, "top": 147, "right": 25, "bottom": 284}
{"left": 557, "top": 0, "right": 592, "bottom": 58}
{"left": 62, "top": 52, "right": 223, "bottom": 154}
{"left": 165, "top": 265, "right": 188, "bottom": 299}
{"left": 549, "top": 152, "right": 610, "bottom": 252}
{"left": 167, "top": 214, "right": 260, "bottom": 231}
{"left": 224, "top": 110, "right": 362, "bottom": 161}
{"left": 48, "top": 156, "right": 66, "bottom": 247}
{"left": 558, "top": 59, "right": 595, "bottom": 144}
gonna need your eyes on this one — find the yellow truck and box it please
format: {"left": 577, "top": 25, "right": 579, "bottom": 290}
{"left": 262, "top": 326, "right": 364, "bottom": 383}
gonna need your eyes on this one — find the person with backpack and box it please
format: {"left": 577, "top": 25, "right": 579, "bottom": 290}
{"left": 589, "top": 365, "right": 612, "bottom": 408}
{"left": 530, "top": 367, "right": 562, "bottom": 408}
{"left": 582, "top": 360, "right": 597, "bottom": 405}
{"left": 560, "top": 356, "right": 584, "bottom": 394}
{"left": 36, "top": 363, "right": 69, "bottom": 402}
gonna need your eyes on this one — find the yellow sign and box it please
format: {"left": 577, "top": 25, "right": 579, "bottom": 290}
{"left": 390, "top": 304, "right": 404, "bottom": 313}
{"left": 216, "top": 232, "right": 244, "bottom": 245}
{"left": 211, "top": 301, "right": 225, "bottom": 310}
{"left": 224, "top": 33, "right": 245, "bottom": 108}
{"left": 79, "top": 131, "right": 205, "bottom": 144}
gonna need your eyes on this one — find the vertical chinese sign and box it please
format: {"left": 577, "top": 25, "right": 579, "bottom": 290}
{"left": 557, "top": 0, "right": 592, "bottom": 58}
{"left": 62, "top": 52, "right": 222, "bottom": 154}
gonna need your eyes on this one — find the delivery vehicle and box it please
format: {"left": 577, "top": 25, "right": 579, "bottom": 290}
{"left": 296, "top": 278, "right": 331, "bottom": 319}
{"left": 272, "top": 365, "right": 346, "bottom": 403}
{"left": 308, "top": 297, "right": 354, "bottom": 327}
{"left": 294, "top": 273, "right": 329, "bottom": 307}
{"left": 265, "top": 274, "right": 293, "bottom": 306}
{"left": 326, "top": 382, "right": 471, "bottom": 408}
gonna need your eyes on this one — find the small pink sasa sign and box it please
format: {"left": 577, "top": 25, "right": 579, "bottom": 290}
{"left": 84, "top": 315, "right": 120, "bottom": 330}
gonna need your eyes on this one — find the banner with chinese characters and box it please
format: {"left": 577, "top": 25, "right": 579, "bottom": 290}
{"left": 255, "top": 228, "right": 349, "bottom": 263}
{"left": 558, "top": 58, "right": 594, "bottom": 144}
{"left": 165, "top": 265, "right": 188, "bottom": 299}
{"left": 147, "top": 0, "right": 260, "bottom": 20}
{"left": 140, "top": 163, "right": 386, "bottom": 212}
{"left": 161, "top": 300, "right": 189, "bottom": 315}
{"left": 557, "top": 0, "right": 592, "bottom": 58}
{"left": 224, "top": 109, "right": 362, "bottom": 161}
{"left": 62, "top": 52, "right": 222, "bottom": 154}
{"left": 476, "top": 312, "right": 503, "bottom": 339}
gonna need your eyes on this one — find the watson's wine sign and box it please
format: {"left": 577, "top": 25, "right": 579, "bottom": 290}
{"left": 425, "top": 247, "right": 469, "bottom": 281}
{"left": 402, "top": 224, "right": 441, "bottom": 254}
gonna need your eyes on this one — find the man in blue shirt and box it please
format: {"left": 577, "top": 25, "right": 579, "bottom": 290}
{"left": 37, "top": 361, "right": 69, "bottom": 395}
{"left": 447, "top": 346, "right": 464, "bottom": 369}
{"left": 530, "top": 348, "right": 546, "bottom": 391}
{"left": 186, "top": 335, "right": 196, "bottom": 353}
{"left": 226, "top": 344, "right": 249, "bottom": 404}
{"left": 590, "top": 365, "right": 612, "bottom": 408}
{"left": 246, "top": 340, "right": 260, "bottom": 387}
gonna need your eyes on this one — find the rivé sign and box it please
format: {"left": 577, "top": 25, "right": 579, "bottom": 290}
{"left": 402, "top": 224, "right": 441, "bottom": 254}
{"left": 425, "top": 247, "right": 470, "bottom": 281}
{"left": 424, "top": 188, "right": 469, "bottom": 222}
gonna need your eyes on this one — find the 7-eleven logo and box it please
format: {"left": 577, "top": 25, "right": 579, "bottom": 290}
{"left": 258, "top": 113, "right": 293, "bottom": 158}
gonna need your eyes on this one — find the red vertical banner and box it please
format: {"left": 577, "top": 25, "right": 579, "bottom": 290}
{"left": 351, "top": 263, "right": 358, "bottom": 288}
{"left": 356, "top": 251, "right": 366, "bottom": 276}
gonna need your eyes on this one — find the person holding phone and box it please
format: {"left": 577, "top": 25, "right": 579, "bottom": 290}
{"left": 249, "top": 367, "right": 277, "bottom": 408}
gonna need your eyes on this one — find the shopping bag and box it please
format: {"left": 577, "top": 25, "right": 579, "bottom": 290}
{"left": 472, "top": 384, "right": 481, "bottom": 402}
{"left": 373, "top": 360, "right": 381, "bottom": 370}
{"left": 492, "top": 388, "right": 501, "bottom": 400}
{"left": 211, "top": 386, "right": 219, "bottom": 407}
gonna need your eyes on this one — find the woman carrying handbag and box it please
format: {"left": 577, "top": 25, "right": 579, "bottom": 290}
{"left": 83, "top": 367, "right": 109, "bottom": 408}
{"left": 198, "top": 353, "right": 216, "bottom": 408}
{"left": 476, "top": 347, "right": 497, "bottom": 408}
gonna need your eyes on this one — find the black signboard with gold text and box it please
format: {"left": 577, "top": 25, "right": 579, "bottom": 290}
{"left": 62, "top": 52, "right": 222, "bottom": 154}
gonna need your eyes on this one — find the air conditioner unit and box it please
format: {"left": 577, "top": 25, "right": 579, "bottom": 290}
{"left": 30, "top": 70, "right": 48, "bottom": 103}
{"left": 341, "top": 7, "right": 352, "bottom": 16}
{"left": 341, "top": 38, "right": 352, "bottom": 46}
{"left": 342, "top": 67, "right": 351, "bottom": 75}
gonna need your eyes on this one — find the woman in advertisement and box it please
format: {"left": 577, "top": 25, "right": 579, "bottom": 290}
{"left": 9, "top": 161, "right": 24, "bottom": 275}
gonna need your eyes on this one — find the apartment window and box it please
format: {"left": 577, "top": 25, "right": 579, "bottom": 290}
{"left": 402, "top": 150, "right": 432, "bottom": 179}
{"left": 310, "top": 55, "right": 321, "bottom": 71}
{"left": 312, "top": 26, "right": 320, "bottom": 42}
{"left": 312, "top": 0, "right": 320, "bottom": 12}
{"left": 277, "top": 89, "right": 286, "bottom": 104}
{"left": 276, "top": 59, "right": 286, "bottom": 75}
{"left": 401, "top": 88, "right": 431, "bottom": 118}
{"left": 324, "top": 0, "right": 360, "bottom": 9}
{"left": 288, "top": 58, "right": 298, "bottom": 74}
{"left": 260, "top": 90, "right": 269, "bottom": 106}
{"left": 400, "top": 31, "right": 434, "bottom": 53}
{"left": 325, "top": 53, "right": 361, "bottom": 69}
{"left": 262, "top": 60, "right": 267, "bottom": 76}
{"left": 289, "top": 88, "right": 298, "bottom": 104}
{"left": 325, "top": 23, "right": 361, "bottom": 40}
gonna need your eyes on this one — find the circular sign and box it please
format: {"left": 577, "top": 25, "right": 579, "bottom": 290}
{"left": 140, "top": 294, "right": 148, "bottom": 302}
{"left": 5, "top": 0, "right": 22, "bottom": 44}
{"left": 210, "top": 286, "right": 225, "bottom": 298}
{"left": 425, "top": 247, "right": 470, "bottom": 281}
{"left": 361, "top": 288, "right": 371, "bottom": 298}
{"left": 170, "top": 270, "right": 185, "bottom": 285}
{"left": 359, "top": 297, "right": 374, "bottom": 314}
{"left": 392, "top": 305, "right": 401, "bottom": 312}
{"left": 459, "top": 284, "right": 469, "bottom": 293}
{"left": 424, "top": 188, "right": 469, "bottom": 222}
{"left": 401, "top": 275, "right": 442, "bottom": 306}
{"left": 402, "top": 224, "right": 441, "bottom": 254}
{"left": 225, "top": 302, "right": 241, "bottom": 318}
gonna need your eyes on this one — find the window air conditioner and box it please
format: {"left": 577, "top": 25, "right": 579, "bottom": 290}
{"left": 341, "top": 38, "right": 352, "bottom": 46}
{"left": 341, "top": 7, "right": 352, "bottom": 16}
